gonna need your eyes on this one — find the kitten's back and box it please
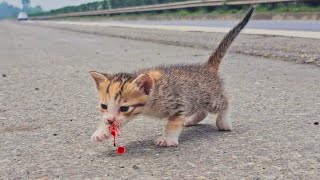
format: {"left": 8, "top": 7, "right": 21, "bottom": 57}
{"left": 141, "top": 64, "right": 224, "bottom": 117}
{"left": 141, "top": 6, "right": 256, "bottom": 117}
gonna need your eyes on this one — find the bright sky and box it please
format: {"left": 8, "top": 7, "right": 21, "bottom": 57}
{"left": 1, "top": 0, "right": 102, "bottom": 11}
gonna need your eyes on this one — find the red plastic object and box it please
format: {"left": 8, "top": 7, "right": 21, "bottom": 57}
{"left": 117, "top": 146, "right": 126, "bottom": 154}
{"left": 111, "top": 130, "right": 116, "bottom": 137}
{"left": 108, "top": 122, "right": 126, "bottom": 155}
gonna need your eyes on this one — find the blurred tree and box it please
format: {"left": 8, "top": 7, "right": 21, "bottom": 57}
{"left": 22, "top": 0, "right": 30, "bottom": 11}
{"left": 102, "top": 0, "right": 112, "bottom": 10}
{"left": 27, "top": 5, "right": 42, "bottom": 14}
{"left": 0, "top": 2, "right": 20, "bottom": 18}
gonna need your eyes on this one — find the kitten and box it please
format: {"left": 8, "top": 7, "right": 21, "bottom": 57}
{"left": 90, "top": 7, "right": 255, "bottom": 147}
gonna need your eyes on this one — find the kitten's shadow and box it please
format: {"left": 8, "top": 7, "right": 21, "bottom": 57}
{"left": 103, "top": 124, "right": 226, "bottom": 157}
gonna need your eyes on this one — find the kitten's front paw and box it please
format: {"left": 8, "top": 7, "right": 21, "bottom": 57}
{"left": 91, "top": 131, "right": 109, "bottom": 142}
{"left": 155, "top": 136, "right": 179, "bottom": 147}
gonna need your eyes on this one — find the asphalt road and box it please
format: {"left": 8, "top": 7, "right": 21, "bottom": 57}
{"left": 0, "top": 21, "right": 319, "bottom": 179}
{"left": 112, "top": 20, "right": 320, "bottom": 32}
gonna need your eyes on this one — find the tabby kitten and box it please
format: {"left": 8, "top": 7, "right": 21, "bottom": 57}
{"left": 90, "top": 7, "right": 255, "bottom": 147}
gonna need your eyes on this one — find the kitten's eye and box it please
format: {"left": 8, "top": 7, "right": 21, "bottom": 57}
{"left": 100, "top": 104, "right": 108, "bottom": 109}
{"left": 120, "top": 106, "right": 129, "bottom": 112}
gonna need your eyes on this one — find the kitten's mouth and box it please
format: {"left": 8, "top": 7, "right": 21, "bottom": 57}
{"left": 110, "top": 121, "right": 122, "bottom": 128}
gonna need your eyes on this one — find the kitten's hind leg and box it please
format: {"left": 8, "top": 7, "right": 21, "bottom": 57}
{"left": 207, "top": 95, "right": 232, "bottom": 131}
{"left": 155, "top": 115, "right": 185, "bottom": 147}
{"left": 216, "top": 105, "right": 232, "bottom": 131}
{"left": 183, "top": 111, "right": 208, "bottom": 127}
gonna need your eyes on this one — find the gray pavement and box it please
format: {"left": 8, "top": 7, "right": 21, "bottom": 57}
{"left": 0, "top": 21, "right": 319, "bottom": 179}
{"left": 105, "top": 20, "right": 320, "bottom": 32}
{"left": 28, "top": 20, "right": 320, "bottom": 66}
{"left": 32, "top": 20, "right": 320, "bottom": 40}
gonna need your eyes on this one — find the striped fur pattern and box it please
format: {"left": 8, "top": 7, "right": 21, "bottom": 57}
{"left": 90, "top": 7, "right": 255, "bottom": 146}
{"left": 207, "top": 6, "right": 255, "bottom": 71}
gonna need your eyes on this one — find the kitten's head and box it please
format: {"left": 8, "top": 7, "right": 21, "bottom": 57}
{"left": 90, "top": 71, "right": 153, "bottom": 127}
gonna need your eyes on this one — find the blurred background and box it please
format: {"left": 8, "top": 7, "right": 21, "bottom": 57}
{"left": 0, "top": 0, "right": 319, "bottom": 21}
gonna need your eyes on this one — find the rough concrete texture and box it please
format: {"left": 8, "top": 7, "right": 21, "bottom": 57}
{"left": 29, "top": 20, "right": 320, "bottom": 66}
{"left": 0, "top": 21, "right": 319, "bottom": 179}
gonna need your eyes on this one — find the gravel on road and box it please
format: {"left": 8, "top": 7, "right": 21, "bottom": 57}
{"left": 0, "top": 21, "right": 319, "bottom": 179}
{"left": 29, "top": 20, "right": 320, "bottom": 67}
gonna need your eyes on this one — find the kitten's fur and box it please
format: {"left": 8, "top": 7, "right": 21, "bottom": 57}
{"left": 90, "top": 7, "right": 255, "bottom": 147}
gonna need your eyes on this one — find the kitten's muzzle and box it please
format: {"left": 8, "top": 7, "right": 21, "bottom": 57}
{"left": 105, "top": 117, "right": 115, "bottom": 124}
{"left": 107, "top": 119, "right": 114, "bottom": 124}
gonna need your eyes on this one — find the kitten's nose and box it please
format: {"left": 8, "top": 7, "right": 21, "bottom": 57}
{"left": 107, "top": 118, "right": 115, "bottom": 124}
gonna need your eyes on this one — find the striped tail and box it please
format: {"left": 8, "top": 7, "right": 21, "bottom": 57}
{"left": 207, "top": 6, "right": 255, "bottom": 70}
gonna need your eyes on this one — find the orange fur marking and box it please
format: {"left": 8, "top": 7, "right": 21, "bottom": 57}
{"left": 147, "top": 70, "right": 162, "bottom": 81}
{"left": 166, "top": 116, "right": 185, "bottom": 133}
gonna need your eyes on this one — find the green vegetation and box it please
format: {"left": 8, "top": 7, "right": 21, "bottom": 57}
{"left": 22, "top": 0, "right": 30, "bottom": 11}
{"left": 0, "top": 2, "right": 20, "bottom": 18}
{"left": 0, "top": 0, "right": 43, "bottom": 19}
{"left": 256, "top": 2, "right": 320, "bottom": 13}
{"left": 27, "top": 6, "right": 43, "bottom": 15}
{"left": 21, "top": 0, "right": 43, "bottom": 15}
{"left": 129, "top": 3, "right": 320, "bottom": 18}
{"left": 31, "top": 1, "right": 320, "bottom": 17}
{"left": 164, "top": 2, "right": 320, "bottom": 16}
{"left": 32, "top": 0, "right": 193, "bottom": 16}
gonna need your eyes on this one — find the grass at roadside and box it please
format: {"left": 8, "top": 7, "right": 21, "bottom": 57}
{"left": 134, "top": 3, "right": 320, "bottom": 17}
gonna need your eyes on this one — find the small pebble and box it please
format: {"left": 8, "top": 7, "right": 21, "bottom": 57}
{"left": 132, "top": 165, "right": 139, "bottom": 170}
{"left": 35, "top": 88, "right": 39, "bottom": 90}
{"left": 119, "top": 165, "right": 124, "bottom": 168}
{"left": 2, "top": 74, "right": 6, "bottom": 77}
{"left": 314, "top": 122, "right": 319, "bottom": 125}
{"left": 53, "top": 133, "right": 58, "bottom": 136}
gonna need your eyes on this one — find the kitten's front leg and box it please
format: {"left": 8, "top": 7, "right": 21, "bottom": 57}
{"left": 155, "top": 115, "right": 185, "bottom": 147}
{"left": 91, "top": 121, "right": 110, "bottom": 142}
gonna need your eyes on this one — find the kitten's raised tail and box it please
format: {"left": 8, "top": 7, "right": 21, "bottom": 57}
{"left": 207, "top": 6, "right": 255, "bottom": 70}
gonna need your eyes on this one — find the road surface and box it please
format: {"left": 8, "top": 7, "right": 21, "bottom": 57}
{"left": 33, "top": 20, "right": 320, "bottom": 40}
{"left": 0, "top": 21, "right": 319, "bottom": 179}
{"left": 107, "top": 20, "right": 320, "bottom": 32}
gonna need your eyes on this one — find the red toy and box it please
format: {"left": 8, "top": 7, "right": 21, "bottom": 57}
{"left": 117, "top": 146, "right": 126, "bottom": 154}
{"left": 108, "top": 122, "right": 126, "bottom": 155}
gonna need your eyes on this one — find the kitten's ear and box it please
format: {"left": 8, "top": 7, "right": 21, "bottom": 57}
{"left": 132, "top": 74, "right": 153, "bottom": 95}
{"left": 89, "top": 71, "right": 108, "bottom": 88}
